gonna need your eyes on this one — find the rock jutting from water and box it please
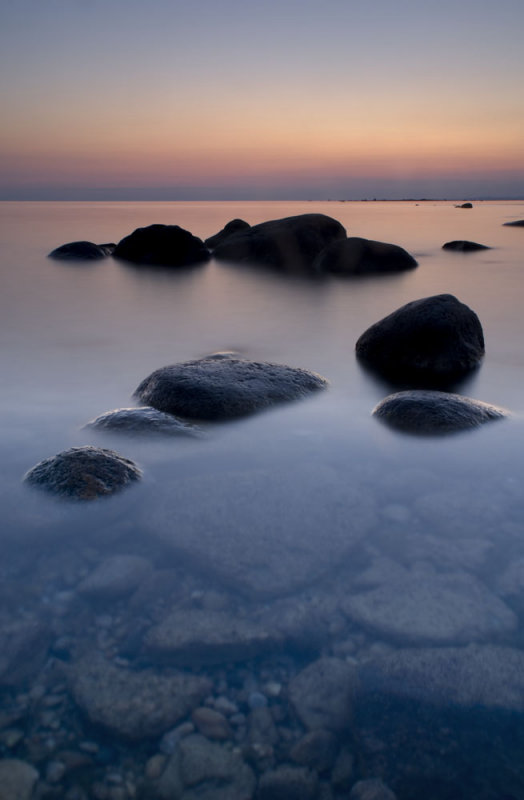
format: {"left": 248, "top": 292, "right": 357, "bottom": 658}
{"left": 204, "top": 218, "right": 251, "bottom": 249}
{"left": 134, "top": 353, "right": 328, "bottom": 421}
{"left": 23, "top": 446, "right": 141, "bottom": 500}
{"left": 442, "top": 240, "right": 491, "bottom": 251}
{"left": 372, "top": 390, "right": 508, "bottom": 434}
{"left": 113, "top": 224, "right": 210, "bottom": 267}
{"left": 211, "top": 213, "right": 347, "bottom": 271}
{"left": 355, "top": 293, "right": 485, "bottom": 385}
{"left": 314, "top": 236, "right": 418, "bottom": 275}
{"left": 48, "top": 241, "right": 115, "bottom": 259}
{"left": 84, "top": 406, "right": 202, "bottom": 436}
{"left": 502, "top": 219, "right": 524, "bottom": 227}
{"left": 455, "top": 202, "right": 473, "bottom": 208}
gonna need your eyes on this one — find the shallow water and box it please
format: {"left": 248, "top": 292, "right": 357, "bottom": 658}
{"left": 1, "top": 200, "right": 524, "bottom": 798}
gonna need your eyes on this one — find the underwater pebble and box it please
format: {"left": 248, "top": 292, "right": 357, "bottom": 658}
{"left": 247, "top": 691, "right": 268, "bottom": 709}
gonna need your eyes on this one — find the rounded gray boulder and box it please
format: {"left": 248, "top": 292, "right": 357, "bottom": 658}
{"left": 48, "top": 240, "right": 114, "bottom": 260}
{"left": 113, "top": 224, "right": 210, "bottom": 267}
{"left": 24, "top": 446, "right": 141, "bottom": 500}
{"left": 372, "top": 390, "right": 507, "bottom": 434}
{"left": 134, "top": 355, "right": 328, "bottom": 421}
{"left": 314, "top": 236, "right": 417, "bottom": 274}
{"left": 355, "top": 294, "right": 485, "bottom": 385}
{"left": 84, "top": 406, "right": 202, "bottom": 436}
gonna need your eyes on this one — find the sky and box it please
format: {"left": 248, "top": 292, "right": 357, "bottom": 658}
{"left": 1, "top": 0, "right": 523, "bottom": 200}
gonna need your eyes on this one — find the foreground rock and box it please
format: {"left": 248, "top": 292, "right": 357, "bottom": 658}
{"left": 48, "top": 240, "right": 114, "bottom": 259}
{"left": 503, "top": 219, "right": 524, "bottom": 227}
{"left": 77, "top": 554, "right": 153, "bottom": 600}
{"left": 68, "top": 655, "right": 211, "bottom": 740}
{"left": 24, "top": 446, "right": 141, "bottom": 500}
{"left": 0, "top": 759, "right": 39, "bottom": 800}
{"left": 372, "top": 390, "right": 507, "bottom": 434}
{"left": 355, "top": 294, "right": 485, "bottom": 385}
{"left": 113, "top": 224, "right": 210, "bottom": 267}
{"left": 315, "top": 236, "right": 417, "bottom": 275}
{"left": 0, "top": 618, "right": 52, "bottom": 687}
{"left": 134, "top": 354, "right": 328, "bottom": 421}
{"left": 342, "top": 567, "right": 517, "bottom": 645}
{"left": 212, "top": 213, "right": 346, "bottom": 271}
{"left": 289, "top": 657, "right": 358, "bottom": 731}
{"left": 360, "top": 644, "right": 524, "bottom": 710}
{"left": 84, "top": 406, "right": 202, "bottom": 436}
{"left": 205, "top": 218, "right": 250, "bottom": 249}
{"left": 442, "top": 240, "right": 490, "bottom": 251}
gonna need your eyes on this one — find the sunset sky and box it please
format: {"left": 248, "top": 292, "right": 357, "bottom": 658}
{"left": 1, "top": 0, "right": 523, "bottom": 200}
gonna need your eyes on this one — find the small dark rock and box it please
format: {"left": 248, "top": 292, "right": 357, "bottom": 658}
{"left": 205, "top": 219, "right": 251, "bottom": 249}
{"left": 315, "top": 236, "right": 417, "bottom": 274}
{"left": 355, "top": 294, "right": 485, "bottom": 385}
{"left": 48, "top": 241, "right": 113, "bottom": 260}
{"left": 84, "top": 406, "right": 202, "bottom": 436}
{"left": 23, "top": 446, "right": 141, "bottom": 500}
{"left": 113, "top": 224, "right": 210, "bottom": 267}
{"left": 442, "top": 240, "right": 490, "bottom": 251}
{"left": 134, "top": 354, "right": 328, "bottom": 421}
{"left": 503, "top": 219, "right": 524, "bottom": 227}
{"left": 455, "top": 202, "right": 473, "bottom": 209}
{"left": 372, "top": 390, "right": 507, "bottom": 434}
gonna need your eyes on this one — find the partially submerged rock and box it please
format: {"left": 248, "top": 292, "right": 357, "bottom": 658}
{"left": 212, "top": 213, "right": 346, "bottom": 271}
{"left": 48, "top": 241, "right": 114, "bottom": 260}
{"left": 134, "top": 354, "right": 328, "bottom": 421}
{"left": 113, "top": 224, "right": 210, "bottom": 267}
{"left": 315, "top": 236, "right": 417, "bottom": 275}
{"left": 84, "top": 406, "right": 201, "bottom": 436}
{"left": 24, "top": 446, "right": 141, "bottom": 500}
{"left": 442, "top": 240, "right": 490, "bottom": 251}
{"left": 455, "top": 202, "right": 473, "bottom": 208}
{"left": 372, "top": 390, "right": 507, "bottom": 434}
{"left": 205, "top": 218, "right": 250, "bottom": 249}
{"left": 355, "top": 294, "right": 485, "bottom": 385}
{"left": 503, "top": 219, "right": 524, "bottom": 227}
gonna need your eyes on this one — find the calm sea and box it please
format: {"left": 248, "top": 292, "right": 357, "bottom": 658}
{"left": 1, "top": 200, "right": 524, "bottom": 798}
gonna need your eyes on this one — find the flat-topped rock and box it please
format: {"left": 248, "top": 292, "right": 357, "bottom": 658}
{"left": 134, "top": 354, "right": 328, "bottom": 421}
{"left": 442, "top": 240, "right": 490, "bottom": 251}
{"left": 212, "top": 213, "right": 346, "bottom": 271}
{"left": 48, "top": 240, "right": 114, "bottom": 260}
{"left": 84, "top": 406, "right": 202, "bottom": 436}
{"left": 372, "top": 390, "right": 507, "bottom": 434}
{"left": 315, "top": 236, "right": 417, "bottom": 274}
{"left": 205, "top": 218, "right": 250, "bottom": 249}
{"left": 113, "top": 224, "right": 210, "bottom": 267}
{"left": 24, "top": 446, "right": 141, "bottom": 500}
{"left": 355, "top": 294, "right": 485, "bottom": 385}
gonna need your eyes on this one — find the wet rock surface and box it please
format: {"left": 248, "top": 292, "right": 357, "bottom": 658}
{"left": 442, "top": 240, "right": 490, "bottom": 251}
{"left": 212, "top": 213, "right": 346, "bottom": 271}
{"left": 23, "top": 446, "right": 141, "bottom": 500}
{"left": 48, "top": 241, "right": 114, "bottom": 260}
{"left": 84, "top": 406, "right": 202, "bottom": 436}
{"left": 372, "top": 390, "right": 507, "bottom": 434}
{"left": 134, "top": 354, "right": 328, "bottom": 421}
{"left": 113, "top": 224, "right": 210, "bottom": 267}
{"left": 355, "top": 293, "right": 485, "bottom": 385}
{"left": 205, "top": 218, "right": 250, "bottom": 249}
{"left": 315, "top": 236, "right": 417, "bottom": 274}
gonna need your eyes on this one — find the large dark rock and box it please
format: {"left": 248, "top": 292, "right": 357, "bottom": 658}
{"left": 134, "top": 354, "right": 328, "bottom": 421}
{"left": 355, "top": 294, "right": 485, "bottom": 385}
{"left": 84, "top": 406, "right": 202, "bottom": 436}
{"left": 113, "top": 224, "right": 210, "bottom": 267}
{"left": 48, "top": 241, "right": 114, "bottom": 260}
{"left": 442, "top": 240, "right": 490, "bottom": 252}
{"left": 372, "top": 390, "right": 507, "bottom": 434}
{"left": 24, "top": 446, "right": 141, "bottom": 500}
{"left": 205, "top": 218, "right": 250, "bottom": 249}
{"left": 503, "top": 219, "right": 524, "bottom": 227}
{"left": 315, "top": 236, "right": 417, "bottom": 275}
{"left": 212, "top": 213, "right": 346, "bottom": 271}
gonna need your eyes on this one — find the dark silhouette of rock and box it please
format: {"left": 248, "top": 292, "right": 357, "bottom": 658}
{"left": 372, "top": 390, "right": 507, "bottom": 434}
{"left": 84, "top": 406, "right": 202, "bottom": 436}
{"left": 212, "top": 213, "right": 346, "bottom": 271}
{"left": 113, "top": 224, "right": 210, "bottom": 267}
{"left": 205, "top": 218, "right": 250, "bottom": 249}
{"left": 503, "top": 219, "right": 524, "bottom": 227}
{"left": 355, "top": 294, "right": 485, "bottom": 385}
{"left": 314, "top": 236, "right": 417, "bottom": 274}
{"left": 455, "top": 202, "right": 473, "bottom": 208}
{"left": 442, "top": 240, "right": 490, "bottom": 252}
{"left": 48, "top": 241, "right": 114, "bottom": 260}
{"left": 24, "top": 446, "right": 141, "bottom": 500}
{"left": 134, "top": 354, "right": 328, "bottom": 421}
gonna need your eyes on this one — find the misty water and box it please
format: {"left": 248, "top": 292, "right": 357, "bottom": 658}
{"left": 1, "top": 200, "right": 524, "bottom": 799}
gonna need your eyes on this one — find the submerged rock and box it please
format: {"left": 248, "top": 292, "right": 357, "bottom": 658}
{"left": 0, "top": 618, "right": 52, "bottom": 688}
{"left": 355, "top": 294, "right": 485, "bottom": 385}
{"left": 68, "top": 655, "right": 211, "bottom": 740}
{"left": 134, "top": 354, "right": 328, "bottom": 421}
{"left": 0, "top": 759, "right": 39, "bottom": 800}
{"left": 113, "top": 224, "right": 210, "bottom": 267}
{"left": 289, "top": 657, "right": 358, "bottom": 731}
{"left": 314, "top": 236, "right": 417, "bottom": 274}
{"left": 48, "top": 241, "right": 114, "bottom": 260}
{"left": 349, "top": 778, "right": 397, "bottom": 800}
{"left": 212, "top": 213, "right": 346, "bottom": 271}
{"left": 77, "top": 554, "right": 153, "bottom": 600}
{"left": 257, "top": 765, "right": 318, "bottom": 800}
{"left": 372, "top": 390, "right": 507, "bottom": 434}
{"left": 503, "top": 219, "right": 524, "bottom": 227}
{"left": 205, "top": 218, "right": 250, "bottom": 249}
{"left": 442, "top": 240, "right": 490, "bottom": 251}
{"left": 84, "top": 406, "right": 202, "bottom": 436}
{"left": 24, "top": 446, "right": 141, "bottom": 500}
